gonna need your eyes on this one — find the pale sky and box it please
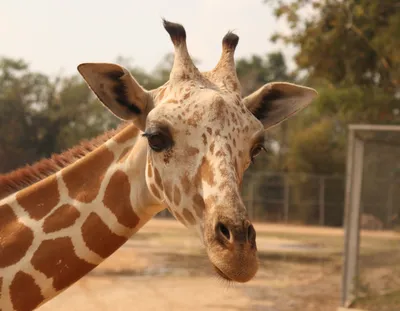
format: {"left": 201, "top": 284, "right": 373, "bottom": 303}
{"left": 0, "top": 0, "right": 295, "bottom": 77}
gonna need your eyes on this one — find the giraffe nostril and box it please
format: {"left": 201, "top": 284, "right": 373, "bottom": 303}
{"left": 247, "top": 224, "right": 256, "bottom": 242}
{"left": 217, "top": 222, "right": 231, "bottom": 240}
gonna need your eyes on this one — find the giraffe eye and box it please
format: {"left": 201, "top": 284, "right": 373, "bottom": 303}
{"left": 250, "top": 144, "right": 266, "bottom": 163}
{"left": 143, "top": 129, "right": 173, "bottom": 152}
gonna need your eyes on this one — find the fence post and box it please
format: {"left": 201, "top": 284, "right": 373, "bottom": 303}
{"left": 342, "top": 132, "right": 364, "bottom": 307}
{"left": 386, "top": 181, "right": 394, "bottom": 228}
{"left": 319, "top": 176, "right": 325, "bottom": 226}
{"left": 283, "top": 174, "right": 289, "bottom": 223}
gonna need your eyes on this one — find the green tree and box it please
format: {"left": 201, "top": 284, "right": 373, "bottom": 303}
{"left": 0, "top": 54, "right": 173, "bottom": 174}
{"left": 261, "top": 0, "right": 400, "bottom": 225}
{"left": 0, "top": 58, "right": 118, "bottom": 173}
{"left": 265, "top": 0, "right": 400, "bottom": 121}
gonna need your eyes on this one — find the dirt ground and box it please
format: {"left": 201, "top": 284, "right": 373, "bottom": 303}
{"left": 38, "top": 219, "right": 400, "bottom": 311}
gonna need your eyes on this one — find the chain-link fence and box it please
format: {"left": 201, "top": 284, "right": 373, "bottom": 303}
{"left": 342, "top": 125, "right": 400, "bottom": 309}
{"left": 156, "top": 171, "right": 346, "bottom": 227}
{"left": 241, "top": 172, "right": 345, "bottom": 226}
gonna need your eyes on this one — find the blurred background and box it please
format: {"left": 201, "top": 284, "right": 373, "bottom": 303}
{"left": 1, "top": 0, "right": 399, "bottom": 310}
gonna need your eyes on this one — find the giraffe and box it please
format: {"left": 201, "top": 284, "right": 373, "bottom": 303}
{"left": 0, "top": 20, "right": 317, "bottom": 311}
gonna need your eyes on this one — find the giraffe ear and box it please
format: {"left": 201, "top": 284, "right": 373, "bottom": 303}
{"left": 78, "top": 63, "right": 153, "bottom": 131}
{"left": 243, "top": 82, "right": 317, "bottom": 129}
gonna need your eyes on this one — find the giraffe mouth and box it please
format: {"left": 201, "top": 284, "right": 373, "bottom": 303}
{"left": 212, "top": 264, "right": 232, "bottom": 281}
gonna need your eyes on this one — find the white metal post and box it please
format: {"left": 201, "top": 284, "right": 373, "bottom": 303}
{"left": 341, "top": 129, "right": 364, "bottom": 307}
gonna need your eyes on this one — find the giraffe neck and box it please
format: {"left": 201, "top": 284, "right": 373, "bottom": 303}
{"left": 0, "top": 124, "right": 161, "bottom": 311}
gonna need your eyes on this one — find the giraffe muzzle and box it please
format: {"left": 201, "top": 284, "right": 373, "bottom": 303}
{"left": 204, "top": 215, "right": 259, "bottom": 283}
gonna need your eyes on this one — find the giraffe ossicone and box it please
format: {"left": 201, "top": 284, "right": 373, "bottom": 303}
{"left": 0, "top": 19, "right": 317, "bottom": 311}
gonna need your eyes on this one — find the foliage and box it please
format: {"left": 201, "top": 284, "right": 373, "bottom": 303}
{"left": 0, "top": 54, "right": 171, "bottom": 175}
{"left": 260, "top": 0, "right": 400, "bottom": 225}
{"left": 0, "top": 57, "right": 153, "bottom": 174}
{"left": 266, "top": 0, "right": 399, "bottom": 91}
{"left": 237, "top": 52, "right": 292, "bottom": 95}
{"left": 0, "top": 58, "right": 117, "bottom": 173}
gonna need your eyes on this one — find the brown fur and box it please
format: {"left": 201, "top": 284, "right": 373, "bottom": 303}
{"left": 0, "top": 123, "right": 129, "bottom": 200}
{"left": 103, "top": 170, "right": 140, "bottom": 228}
{"left": 10, "top": 271, "right": 43, "bottom": 311}
{"left": 0, "top": 204, "right": 34, "bottom": 268}
{"left": 31, "top": 237, "right": 96, "bottom": 291}
{"left": 42, "top": 204, "right": 81, "bottom": 233}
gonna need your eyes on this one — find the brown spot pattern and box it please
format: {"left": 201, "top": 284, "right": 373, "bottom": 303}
{"left": 16, "top": 175, "right": 60, "bottom": 220}
{"left": 114, "top": 126, "right": 138, "bottom": 144}
{"left": 42, "top": 204, "right": 80, "bottom": 233}
{"left": 182, "top": 208, "right": 196, "bottom": 225}
{"left": 193, "top": 194, "right": 205, "bottom": 218}
{"left": 207, "top": 127, "right": 212, "bottom": 135}
{"left": 10, "top": 271, "right": 43, "bottom": 311}
{"left": 201, "top": 157, "right": 215, "bottom": 186}
{"left": 180, "top": 173, "right": 190, "bottom": 194}
{"left": 219, "top": 181, "right": 229, "bottom": 191}
{"left": 187, "top": 111, "right": 202, "bottom": 128}
{"left": 154, "top": 167, "right": 163, "bottom": 190}
{"left": 163, "top": 180, "right": 173, "bottom": 202}
{"left": 0, "top": 204, "right": 34, "bottom": 268}
{"left": 163, "top": 148, "right": 174, "bottom": 164}
{"left": 62, "top": 145, "right": 114, "bottom": 203}
{"left": 186, "top": 147, "right": 199, "bottom": 156}
{"left": 147, "top": 166, "right": 153, "bottom": 178}
{"left": 211, "top": 98, "right": 225, "bottom": 121}
{"left": 202, "top": 133, "right": 207, "bottom": 145}
{"left": 216, "top": 149, "right": 226, "bottom": 157}
{"left": 173, "top": 186, "right": 181, "bottom": 206}
{"left": 103, "top": 170, "right": 140, "bottom": 228}
{"left": 226, "top": 144, "right": 232, "bottom": 156}
{"left": 81, "top": 212, "right": 127, "bottom": 258}
{"left": 31, "top": 237, "right": 96, "bottom": 291}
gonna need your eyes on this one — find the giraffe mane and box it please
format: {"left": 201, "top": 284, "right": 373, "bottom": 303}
{"left": 0, "top": 122, "right": 130, "bottom": 200}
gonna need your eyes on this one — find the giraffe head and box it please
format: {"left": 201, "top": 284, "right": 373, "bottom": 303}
{"left": 78, "top": 20, "right": 317, "bottom": 283}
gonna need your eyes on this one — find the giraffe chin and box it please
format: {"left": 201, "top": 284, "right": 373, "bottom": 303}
{"left": 206, "top": 248, "right": 259, "bottom": 283}
{"left": 209, "top": 257, "right": 258, "bottom": 283}
{"left": 212, "top": 264, "right": 232, "bottom": 281}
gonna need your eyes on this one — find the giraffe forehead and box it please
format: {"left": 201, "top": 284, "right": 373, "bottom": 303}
{"left": 150, "top": 91, "right": 262, "bottom": 135}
